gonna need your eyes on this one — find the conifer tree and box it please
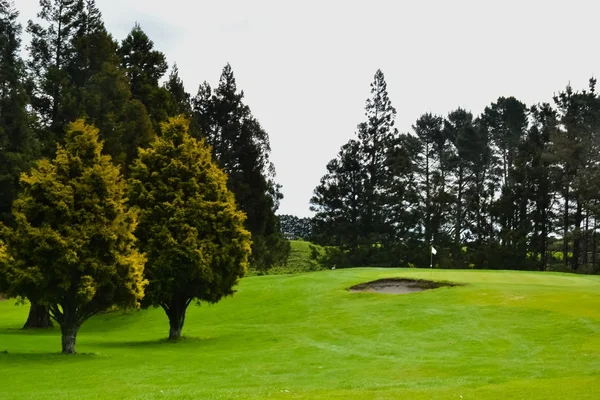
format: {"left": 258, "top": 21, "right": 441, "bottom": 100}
{"left": 119, "top": 23, "right": 170, "bottom": 131}
{"left": 128, "top": 117, "right": 251, "bottom": 340}
{"left": 165, "top": 63, "right": 191, "bottom": 117}
{"left": 358, "top": 70, "right": 398, "bottom": 242}
{"left": 0, "top": 120, "right": 147, "bottom": 353}
{"left": 191, "top": 64, "right": 289, "bottom": 271}
{"left": 0, "top": 0, "right": 38, "bottom": 226}
{"left": 26, "top": 0, "right": 81, "bottom": 149}
{"left": 311, "top": 139, "right": 366, "bottom": 249}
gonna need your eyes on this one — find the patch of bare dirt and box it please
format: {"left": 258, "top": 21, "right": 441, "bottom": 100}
{"left": 349, "top": 278, "right": 459, "bottom": 294}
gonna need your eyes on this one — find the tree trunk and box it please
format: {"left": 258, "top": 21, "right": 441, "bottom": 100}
{"left": 584, "top": 211, "right": 589, "bottom": 267}
{"left": 60, "top": 323, "right": 80, "bottom": 354}
{"left": 23, "top": 302, "right": 53, "bottom": 329}
{"left": 573, "top": 198, "right": 582, "bottom": 271}
{"left": 593, "top": 217, "right": 597, "bottom": 270}
{"left": 540, "top": 207, "right": 548, "bottom": 271}
{"left": 163, "top": 300, "right": 190, "bottom": 341}
{"left": 563, "top": 185, "right": 569, "bottom": 269}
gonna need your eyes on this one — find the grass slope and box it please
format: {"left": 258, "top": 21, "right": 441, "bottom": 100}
{"left": 1, "top": 269, "right": 599, "bottom": 399}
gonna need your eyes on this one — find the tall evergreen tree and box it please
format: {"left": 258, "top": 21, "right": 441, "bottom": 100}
{"left": 191, "top": 64, "right": 289, "bottom": 270}
{"left": 119, "top": 23, "right": 170, "bottom": 131}
{"left": 412, "top": 113, "right": 445, "bottom": 247}
{"left": 26, "top": 0, "right": 82, "bottom": 151}
{"left": 358, "top": 70, "right": 398, "bottom": 243}
{"left": 164, "top": 63, "right": 191, "bottom": 117}
{"left": 311, "top": 139, "right": 365, "bottom": 249}
{"left": 0, "top": 0, "right": 38, "bottom": 226}
{"left": 1, "top": 0, "right": 49, "bottom": 328}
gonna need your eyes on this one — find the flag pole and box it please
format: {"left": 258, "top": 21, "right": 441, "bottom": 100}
{"left": 430, "top": 246, "right": 433, "bottom": 268}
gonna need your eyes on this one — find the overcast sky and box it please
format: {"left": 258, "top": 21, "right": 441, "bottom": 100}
{"left": 16, "top": 0, "right": 600, "bottom": 217}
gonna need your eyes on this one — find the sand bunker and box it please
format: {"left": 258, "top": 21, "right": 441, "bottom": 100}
{"left": 349, "top": 278, "right": 457, "bottom": 294}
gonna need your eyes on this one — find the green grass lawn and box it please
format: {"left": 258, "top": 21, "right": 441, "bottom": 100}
{"left": 1, "top": 268, "right": 599, "bottom": 399}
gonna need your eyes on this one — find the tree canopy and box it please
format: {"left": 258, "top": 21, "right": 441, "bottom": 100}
{"left": 0, "top": 119, "right": 147, "bottom": 353}
{"left": 128, "top": 116, "right": 251, "bottom": 340}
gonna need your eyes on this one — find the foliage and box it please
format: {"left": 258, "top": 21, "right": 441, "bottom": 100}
{"left": 127, "top": 116, "right": 252, "bottom": 340}
{"left": 0, "top": 119, "right": 146, "bottom": 353}
{"left": 119, "top": 23, "right": 170, "bottom": 132}
{"left": 312, "top": 69, "right": 600, "bottom": 272}
{"left": 191, "top": 64, "right": 289, "bottom": 271}
{"left": 278, "top": 214, "right": 313, "bottom": 240}
{"left": 0, "top": 0, "right": 38, "bottom": 226}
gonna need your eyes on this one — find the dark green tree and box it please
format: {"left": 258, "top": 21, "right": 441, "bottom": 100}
{"left": 26, "top": 0, "right": 81, "bottom": 152}
{"left": 1, "top": 0, "right": 49, "bottom": 328}
{"left": 191, "top": 64, "right": 289, "bottom": 271}
{"left": 119, "top": 23, "right": 170, "bottom": 131}
{"left": 165, "top": 63, "right": 191, "bottom": 117}
{"left": 0, "top": 0, "right": 38, "bottom": 226}
{"left": 311, "top": 139, "right": 366, "bottom": 250}
{"left": 357, "top": 70, "right": 398, "bottom": 243}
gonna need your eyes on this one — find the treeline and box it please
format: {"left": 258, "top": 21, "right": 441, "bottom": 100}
{"left": 0, "top": 0, "right": 288, "bottom": 330}
{"left": 311, "top": 70, "right": 600, "bottom": 273}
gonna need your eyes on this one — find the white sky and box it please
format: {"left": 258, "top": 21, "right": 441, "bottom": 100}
{"left": 16, "top": 0, "right": 600, "bottom": 217}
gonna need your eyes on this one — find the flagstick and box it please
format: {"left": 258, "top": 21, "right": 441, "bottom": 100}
{"left": 430, "top": 246, "right": 433, "bottom": 268}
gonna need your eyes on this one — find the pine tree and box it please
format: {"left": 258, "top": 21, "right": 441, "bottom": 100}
{"left": 0, "top": 120, "right": 146, "bottom": 353}
{"left": 191, "top": 64, "right": 289, "bottom": 271}
{"left": 0, "top": 0, "right": 38, "bottom": 226}
{"left": 523, "top": 103, "right": 556, "bottom": 270}
{"left": 412, "top": 113, "right": 444, "bottom": 247}
{"left": 481, "top": 97, "right": 529, "bottom": 265}
{"left": 443, "top": 108, "right": 477, "bottom": 267}
{"left": 26, "top": 0, "right": 82, "bottom": 150}
{"left": 165, "top": 63, "right": 191, "bottom": 117}
{"left": 357, "top": 70, "right": 398, "bottom": 243}
{"left": 311, "top": 139, "right": 366, "bottom": 250}
{"left": 383, "top": 133, "right": 422, "bottom": 264}
{"left": 1, "top": 0, "right": 50, "bottom": 328}
{"left": 119, "top": 23, "right": 170, "bottom": 131}
{"left": 128, "top": 116, "right": 251, "bottom": 340}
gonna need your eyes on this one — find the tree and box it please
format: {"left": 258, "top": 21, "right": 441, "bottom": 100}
{"left": 278, "top": 215, "right": 313, "bottom": 240}
{"left": 383, "top": 133, "right": 422, "bottom": 265}
{"left": 26, "top": 0, "right": 81, "bottom": 150}
{"left": 0, "top": 0, "right": 38, "bottom": 226}
{"left": 358, "top": 70, "right": 398, "bottom": 243}
{"left": 0, "top": 119, "right": 146, "bottom": 354}
{"left": 413, "top": 113, "right": 444, "bottom": 246}
{"left": 1, "top": 0, "right": 48, "bottom": 328}
{"left": 311, "top": 139, "right": 366, "bottom": 250}
{"left": 128, "top": 116, "right": 251, "bottom": 340}
{"left": 191, "top": 64, "right": 289, "bottom": 271}
{"left": 119, "top": 23, "right": 170, "bottom": 131}
{"left": 165, "top": 63, "right": 191, "bottom": 117}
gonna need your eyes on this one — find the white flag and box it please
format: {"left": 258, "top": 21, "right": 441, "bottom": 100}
{"left": 431, "top": 246, "right": 437, "bottom": 255}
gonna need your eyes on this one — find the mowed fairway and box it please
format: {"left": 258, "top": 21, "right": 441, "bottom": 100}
{"left": 1, "top": 269, "right": 599, "bottom": 399}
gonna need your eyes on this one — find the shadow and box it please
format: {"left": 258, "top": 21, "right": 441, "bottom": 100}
{"left": 0, "top": 327, "right": 58, "bottom": 336}
{"left": 92, "top": 335, "right": 220, "bottom": 349}
{"left": 0, "top": 351, "right": 103, "bottom": 364}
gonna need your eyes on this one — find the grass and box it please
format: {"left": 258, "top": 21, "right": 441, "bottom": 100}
{"left": 1, "top": 268, "right": 599, "bottom": 399}
{"left": 260, "top": 240, "right": 324, "bottom": 274}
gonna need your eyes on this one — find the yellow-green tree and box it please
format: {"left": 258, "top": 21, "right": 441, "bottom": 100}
{"left": 0, "top": 120, "right": 146, "bottom": 354}
{"left": 128, "top": 116, "right": 251, "bottom": 340}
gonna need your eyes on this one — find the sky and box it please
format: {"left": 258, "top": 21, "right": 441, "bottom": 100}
{"left": 16, "top": 0, "right": 600, "bottom": 217}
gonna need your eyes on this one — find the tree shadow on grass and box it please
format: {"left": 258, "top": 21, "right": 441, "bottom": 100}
{"left": 0, "top": 351, "right": 104, "bottom": 364}
{"left": 0, "top": 327, "right": 58, "bottom": 337}
{"left": 92, "top": 335, "right": 221, "bottom": 350}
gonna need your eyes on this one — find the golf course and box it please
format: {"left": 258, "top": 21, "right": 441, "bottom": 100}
{"left": 1, "top": 268, "right": 599, "bottom": 399}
